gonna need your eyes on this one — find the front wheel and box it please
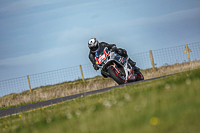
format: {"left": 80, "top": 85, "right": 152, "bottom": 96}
{"left": 108, "top": 66, "right": 126, "bottom": 85}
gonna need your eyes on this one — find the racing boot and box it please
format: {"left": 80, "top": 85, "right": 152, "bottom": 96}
{"left": 127, "top": 57, "right": 140, "bottom": 73}
{"left": 127, "top": 58, "right": 136, "bottom": 67}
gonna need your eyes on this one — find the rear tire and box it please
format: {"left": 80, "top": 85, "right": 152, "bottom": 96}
{"left": 135, "top": 70, "right": 144, "bottom": 80}
{"left": 108, "top": 66, "right": 125, "bottom": 85}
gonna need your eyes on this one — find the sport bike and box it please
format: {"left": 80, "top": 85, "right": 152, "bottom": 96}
{"left": 95, "top": 47, "right": 144, "bottom": 85}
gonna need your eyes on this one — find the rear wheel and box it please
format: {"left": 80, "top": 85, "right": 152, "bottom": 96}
{"left": 135, "top": 70, "right": 144, "bottom": 80}
{"left": 108, "top": 66, "right": 126, "bottom": 85}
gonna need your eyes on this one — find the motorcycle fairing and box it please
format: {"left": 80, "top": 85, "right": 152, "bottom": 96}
{"left": 96, "top": 47, "right": 135, "bottom": 81}
{"left": 109, "top": 52, "right": 134, "bottom": 81}
{"left": 95, "top": 47, "right": 109, "bottom": 65}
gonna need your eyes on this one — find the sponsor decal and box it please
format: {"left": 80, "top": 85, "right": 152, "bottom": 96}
{"left": 99, "top": 53, "right": 106, "bottom": 63}
{"left": 96, "top": 47, "right": 108, "bottom": 64}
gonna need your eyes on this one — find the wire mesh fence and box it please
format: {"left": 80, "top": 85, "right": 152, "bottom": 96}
{"left": 0, "top": 42, "right": 199, "bottom": 97}
{"left": 152, "top": 42, "right": 200, "bottom": 67}
{"left": 188, "top": 42, "right": 200, "bottom": 61}
{"left": 29, "top": 66, "right": 81, "bottom": 90}
{"left": 153, "top": 45, "right": 188, "bottom": 67}
{"left": 129, "top": 51, "right": 152, "bottom": 70}
{"left": 81, "top": 63, "right": 101, "bottom": 79}
{"left": 0, "top": 76, "right": 29, "bottom": 97}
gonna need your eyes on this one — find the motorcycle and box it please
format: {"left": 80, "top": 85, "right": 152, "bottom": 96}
{"left": 95, "top": 47, "right": 144, "bottom": 85}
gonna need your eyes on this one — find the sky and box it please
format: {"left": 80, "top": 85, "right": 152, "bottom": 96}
{"left": 0, "top": 0, "right": 200, "bottom": 80}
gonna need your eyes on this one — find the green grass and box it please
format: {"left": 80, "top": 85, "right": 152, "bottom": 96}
{"left": 0, "top": 68, "right": 200, "bottom": 133}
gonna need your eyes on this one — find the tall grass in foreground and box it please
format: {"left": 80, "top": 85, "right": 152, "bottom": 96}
{"left": 0, "top": 60, "right": 200, "bottom": 110}
{"left": 0, "top": 68, "right": 200, "bottom": 133}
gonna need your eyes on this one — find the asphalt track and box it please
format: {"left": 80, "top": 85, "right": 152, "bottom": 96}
{"left": 0, "top": 73, "right": 178, "bottom": 118}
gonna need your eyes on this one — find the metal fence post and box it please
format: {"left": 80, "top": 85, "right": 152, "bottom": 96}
{"left": 149, "top": 50, "right": 155, "bottom": 69}
{"left": 79, "top": 65, "right": 85, "bottom": 82}
{"left": 27, "top": 75, "right": 32, "bottom": 92}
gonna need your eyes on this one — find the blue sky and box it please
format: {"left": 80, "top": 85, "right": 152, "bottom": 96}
{"left": 0, "top": 0, "right": 200, "bottom": 80}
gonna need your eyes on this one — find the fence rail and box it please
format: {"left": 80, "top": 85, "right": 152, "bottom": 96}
{"left": 0, "top": 42, "right": 200, "bottom": 97}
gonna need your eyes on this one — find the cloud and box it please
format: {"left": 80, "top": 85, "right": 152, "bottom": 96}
{"left": 60, "top": 7, "right": 200, "bottom": 40}
{"left": 0, "top": 41, "right": 89, "bottom": 66}
{"left": 57, "top": 27, "right": 91, "bottom": 45}
{"left": 129, "top": 7, "right": 200, "bottom": 26}
{"left": 0, "top": 0, "right": 98, "bottom": 17}
{"left": 195, "top": 1, "right": 200, "bottom": 8}
{"left": 0, "top": 46, "right": 68, "bottom": 66}
{"left": 0, "top": 0, "right": 65, "bottom": 13}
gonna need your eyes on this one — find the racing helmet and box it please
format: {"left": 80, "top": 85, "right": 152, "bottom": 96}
{"left": 88, "top": 38, "right": 99, "bottom": 53}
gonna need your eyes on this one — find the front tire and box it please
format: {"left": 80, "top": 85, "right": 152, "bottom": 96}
{"left": 108, "top": 66, "right": 125, "bottom": 85}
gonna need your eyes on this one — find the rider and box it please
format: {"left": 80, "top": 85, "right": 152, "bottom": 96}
{"left": 88, "top": 38, "right": 136, "bottom": 70}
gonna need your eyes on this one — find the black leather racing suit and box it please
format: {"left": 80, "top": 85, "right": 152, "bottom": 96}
{"left": 88, "top": 42, "right": 129, "bottom": 70}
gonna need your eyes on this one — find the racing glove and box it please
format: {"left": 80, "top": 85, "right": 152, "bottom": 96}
{"left": 93, "top": 64, "right": 99, "bottom": 70}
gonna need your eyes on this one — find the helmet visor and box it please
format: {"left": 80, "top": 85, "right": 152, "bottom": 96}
{"left": 90, "top": 45, "right": 98, "bottom": 51}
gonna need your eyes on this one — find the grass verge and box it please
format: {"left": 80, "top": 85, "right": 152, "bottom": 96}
{"left": 0, "top": 68, "right": 200, "bottom": 133}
